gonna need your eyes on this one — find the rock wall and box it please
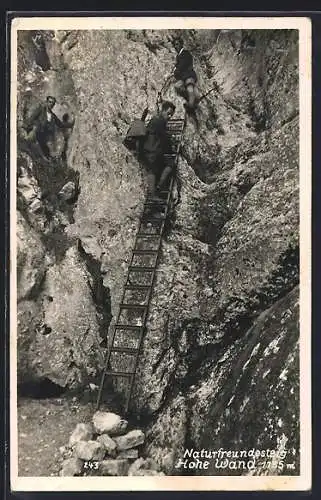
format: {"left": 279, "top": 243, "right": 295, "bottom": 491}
{"left": 17, "top": 31, "right": 106, "bottom": 388}
{"left": 16, "top": 29, "right": 299, "bottom": 475}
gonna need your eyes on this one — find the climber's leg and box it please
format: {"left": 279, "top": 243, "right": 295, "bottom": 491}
{"left": 37, "top": 131, "right": 51, "bottom": 159}
{"left": 145, "top": 169, "right": 165, "bottom": 218}
{"left": 185, "top": 77, "right": 197, "bottom": 108}
{"left": 194, "top": 84, "right": 201, "bottom": 104}
{"left": 146, "top": 170, "right": 156, "bottom": 199}
{"left": 20, "top": 132, "right": 51, "bottom": 166}
{"left": 143, "top": 153, "right": 162, "bottom": 203}
{"left": 157, "top": 165, "right": 173, "bottom": 191}
{"left": 174, "top": 79, "right": 187, "bottom": 98}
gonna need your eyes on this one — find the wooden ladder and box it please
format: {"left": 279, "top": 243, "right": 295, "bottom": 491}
{"left": 96, "top": 117, "right": 186, "bottom": 414}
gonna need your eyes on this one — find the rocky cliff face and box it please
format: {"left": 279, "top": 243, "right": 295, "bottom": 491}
{"left": 16, "top": 28, "right": 299, "bottom": 475}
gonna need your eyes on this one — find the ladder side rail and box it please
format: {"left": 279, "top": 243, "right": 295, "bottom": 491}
{"left": 124, "top": 325, "right": 146, "bottom": 413}
{"left": 125, "top": 190, "right": 173, "bottom": 411}
{"left": 95, "top": 321, "right": 120, "bottom": 410}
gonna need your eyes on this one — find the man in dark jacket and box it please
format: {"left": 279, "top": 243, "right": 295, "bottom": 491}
{"left": 173, "top": 37, "right": 200, "bottom": 110}
{"left": 141, "top": 100, "right": 176, "bottom": 202}
{"left": 22, "top": 95, "right": 74, "bottom": 160}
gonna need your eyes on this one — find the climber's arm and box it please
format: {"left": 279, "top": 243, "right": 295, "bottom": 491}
{"left": 54, "top": 112, "right": 75, "bottom": 129}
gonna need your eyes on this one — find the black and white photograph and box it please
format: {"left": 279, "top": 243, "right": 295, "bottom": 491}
{"left": 10, "top": 16, "right": 311, "bottom": 491}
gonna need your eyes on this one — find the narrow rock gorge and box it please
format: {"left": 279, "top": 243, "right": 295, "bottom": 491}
{"left": 16, "top": 28, "right": 299, "bottom": 476}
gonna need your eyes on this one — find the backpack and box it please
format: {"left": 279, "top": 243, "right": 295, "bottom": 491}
{"left": 123, "top": 108, "right": 149, "bottom": 151}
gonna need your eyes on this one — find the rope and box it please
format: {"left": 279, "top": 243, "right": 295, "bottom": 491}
{"left": 198, "top": 81, "right": 219, "bottom": 103}
{"left": 160, "top": 63, "right": 176, "bottom": 94}
{"left": 156, "top": 64, "right": 176, "bottom": 111}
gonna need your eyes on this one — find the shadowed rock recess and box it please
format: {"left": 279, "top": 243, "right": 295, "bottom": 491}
{"left": 17, "top": 29, "right": 299, "bottom": 476}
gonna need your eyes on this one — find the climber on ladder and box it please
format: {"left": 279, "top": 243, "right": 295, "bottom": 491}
{"left": 140, "top": 100, "right": 176, "bottom": 206}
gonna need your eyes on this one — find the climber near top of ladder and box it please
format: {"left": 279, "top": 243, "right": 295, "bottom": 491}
{"left": 160, "top": 36, "right": 219, "bottom": 111}
{"left": 172, "top": 37, "right": 201, "bottom": 111}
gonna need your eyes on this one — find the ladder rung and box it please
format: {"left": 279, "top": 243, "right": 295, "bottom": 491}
{"left": 124, "top": 284, "right": 151, "bottom": 290}
{"left": 128, "top": 266, "right": 155, "bottom": 272}
{"left": 119, "top": 303, "right": 147, "bottom": 310}
{"left": 141, "top": 216, "right": 166, "bottom": 222}
{"left": 144, "top": 200, "right": 167, "bottom": 205}
{"left": 142, "top": 211, "right": 166, "bottom": 217}
{"left": 141, "top": 210, "right": 166, "bottom": 216}
{"left": 145, "top": 194, "right": 169, "bottom": 200}
{"left": 137, "top": 233, "right": 161, "bottom": 238}
{"left": 133, "top": 249, "right": 158, "bottom": 255}
{"left": 114, "top": 324, "right": 144, "bottom": 331}
{"left": 140, "top": 222, "right": 165, "bottom": 229}
{"left": 111, "top": 346, "right": 138, "bottom": 354}
{"left": 105, "top": 371, "right": 134, "bottom": 378}
{"left": 145, "top": 196, "right": 168, "bottom": 202}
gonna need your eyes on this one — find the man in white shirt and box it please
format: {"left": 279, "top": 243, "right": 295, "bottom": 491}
{"left": 22, "top": 96, "right": 74, "bottom": 161}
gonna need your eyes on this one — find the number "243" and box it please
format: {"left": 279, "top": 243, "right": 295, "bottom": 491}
{"left": 83, "top": 461, "right": 99, "bottom": 470}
